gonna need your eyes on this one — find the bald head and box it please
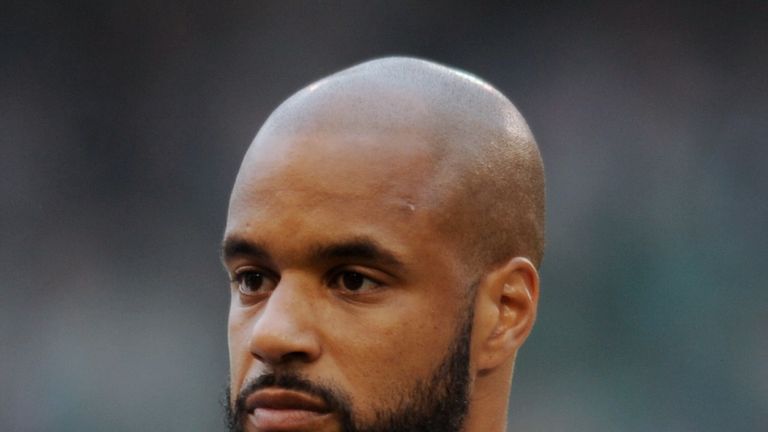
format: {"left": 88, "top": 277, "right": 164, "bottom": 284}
{"left": 225, "top": 58, "right": 544, "bottom": 431}
{"left": 235, "top": 57, "right": 544, "bottom": 270}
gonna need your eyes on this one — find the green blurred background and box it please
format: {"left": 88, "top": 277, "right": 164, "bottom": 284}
{"left": 2, "top": 1, "right": 766, "bottom": 431}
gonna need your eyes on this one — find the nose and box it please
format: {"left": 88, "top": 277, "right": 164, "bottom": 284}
{"left": 248, "top": 276, "right": 322, "bottom": 366}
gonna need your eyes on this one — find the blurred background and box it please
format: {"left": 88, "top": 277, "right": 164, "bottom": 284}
{"left": 2, "top": 1, "right": 766, "bottom": 431}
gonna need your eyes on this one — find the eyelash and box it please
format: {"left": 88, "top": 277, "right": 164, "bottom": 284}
{"left": 230, "top": 267, "right": 384, "bottom": 297}
{"left": 232, "top": 268, "right": 277, "bottom": 296}
{"left": 328, "top": 268, "right": 383, "bottom": 292}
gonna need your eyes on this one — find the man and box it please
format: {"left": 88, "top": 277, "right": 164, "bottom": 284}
{"left": 221, "top": 57, "right": 544, "bottom": 432}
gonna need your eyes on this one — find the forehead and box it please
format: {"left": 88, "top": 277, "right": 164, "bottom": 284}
{"left": 227, "top": 129, "right": 455, "bottom": 248}
{"left": 229, "top": 130, "right": 442, "bottom": 214}
{"left": 224, "top": 130, "right": 476, "bottom": 287}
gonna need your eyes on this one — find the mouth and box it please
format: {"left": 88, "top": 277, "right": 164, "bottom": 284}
{"left": 245, "top": 388, "right": 335, "bottom": 431}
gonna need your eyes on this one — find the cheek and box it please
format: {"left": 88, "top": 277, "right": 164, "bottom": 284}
{"left": 227, "top": 304, "right": 252, "bottom": 393}
{"left": 323, "top": 299, "right": 458, "bottom": 413}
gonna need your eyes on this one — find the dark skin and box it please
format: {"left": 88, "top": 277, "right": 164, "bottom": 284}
{"left": 223, "top": 57, "right": 543, "bottom": 432}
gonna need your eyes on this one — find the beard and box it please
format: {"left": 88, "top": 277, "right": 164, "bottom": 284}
{"left": 224, "top": 304, "right": 474, "bottom": 432}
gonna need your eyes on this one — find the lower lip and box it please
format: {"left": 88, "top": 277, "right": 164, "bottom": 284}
{"left": 248, "top": 408, "right": 334, "bottom": 431}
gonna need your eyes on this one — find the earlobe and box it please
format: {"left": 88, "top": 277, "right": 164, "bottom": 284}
{"left": 475, "top": 257, "right": 539, "bottom": 372}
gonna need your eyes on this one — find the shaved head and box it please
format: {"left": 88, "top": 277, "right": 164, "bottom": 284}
{"left": 225, "top": 57, "right": 544, "bottom": 432}
{"left": 237, "top": 57, "right": 544, "bottom": 272}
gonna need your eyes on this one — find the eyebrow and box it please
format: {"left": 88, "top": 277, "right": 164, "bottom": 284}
{"left": 310, "top": 238, "right": 405, "bottom": 270}
{"left": 221, "top": 235, "right": 405, "bottom": 271}
{"left": 221, "top": 236, "right": 272, "bottom": 263}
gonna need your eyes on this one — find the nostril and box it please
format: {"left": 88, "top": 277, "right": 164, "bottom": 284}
{"left": 280, "top": 351, "right": 312, "bottom": 364}
{"left": 250, "top": 332, "right": 319, "bottom": 365}
{"left": 253, "top": 350, "right": 311, "bottom": 365}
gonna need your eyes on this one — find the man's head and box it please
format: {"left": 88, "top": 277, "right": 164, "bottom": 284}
{"left": 222, "top": 57, "right": 544, "bottom": 432}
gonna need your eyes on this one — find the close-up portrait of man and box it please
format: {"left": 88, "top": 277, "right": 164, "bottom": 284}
{"left": 3, "top": 4, "right": 765, "bottom": 432}
{"left": 220, "top": 57, "right": 545, "bottom": 432}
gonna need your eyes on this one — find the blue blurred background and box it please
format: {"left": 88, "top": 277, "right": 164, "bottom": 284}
{"left": 2, "top": 2, "right": 766, "bottom": 431}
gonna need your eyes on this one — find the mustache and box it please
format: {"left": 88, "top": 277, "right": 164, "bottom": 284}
{"left": 231, "top": 371, "right": 353, "bottom": 423}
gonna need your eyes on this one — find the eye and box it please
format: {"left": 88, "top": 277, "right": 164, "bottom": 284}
{"left": 332, "top": 270, "right": 381, "bottom": 292}
{"left": 233, "top": 269, "right": 277, "bottom": 296}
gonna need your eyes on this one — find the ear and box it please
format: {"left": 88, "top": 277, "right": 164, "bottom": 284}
{"left": 473, "top": 257, "right": 539, "bottom": 372}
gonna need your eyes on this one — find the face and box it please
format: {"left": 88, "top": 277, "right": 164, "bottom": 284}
{"left": 222, "top": 130, "right": 478, "bottom": 432}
